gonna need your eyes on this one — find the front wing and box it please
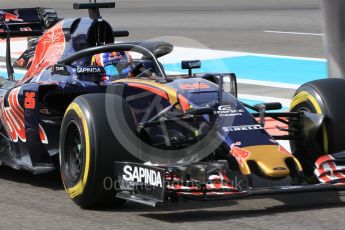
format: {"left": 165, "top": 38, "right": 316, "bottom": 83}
{"left": 114, "top": 161, "right": 345, "bottom": 207}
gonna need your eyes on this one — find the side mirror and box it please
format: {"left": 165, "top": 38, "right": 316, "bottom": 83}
{"left": 253, "top": 102, "right": 282, "bottom": 127}
{"left": 220, "top": 73, "right": 237, "bottom": 98}
{"left": 204, "top": 73, "right": 238, "bottom": 99}
{"left": 253, "top": 102, "right": 282, "bottom": 111}
{"left": 218, "top": 73, "right": 238, "bottom": 103}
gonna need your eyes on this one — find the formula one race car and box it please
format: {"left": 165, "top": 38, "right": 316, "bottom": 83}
{"left": 1, "top": 1, "right": 345, "bottom": 209}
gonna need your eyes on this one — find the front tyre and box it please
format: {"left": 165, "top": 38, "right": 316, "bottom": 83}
{"left": 59, "top": 94, "right": 138, "bottom": 209}
{"left": 290, "top": 78, "right": 345, "bottom": 176}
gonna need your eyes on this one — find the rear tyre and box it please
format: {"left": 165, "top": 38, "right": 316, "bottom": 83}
{"left": 60, "top": 94, "right": 138, "bottom": 209}
{"left": 290, "top": 78, "right": 345, "bottom": 176}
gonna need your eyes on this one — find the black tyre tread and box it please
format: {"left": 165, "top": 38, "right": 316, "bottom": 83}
{"left": 290, "top": 78, "right": 345, "bottom": 176}
{"left": 294, "top": 78, "right": 345, "bottom": 153}
{"left": 60, "top": 94, "right": 138, "bottom": 209}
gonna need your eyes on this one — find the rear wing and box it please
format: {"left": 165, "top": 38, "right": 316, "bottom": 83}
{"left": 0, "top": 8, "right": 59, "bottom": 81}
{"left": 0, "top": 8, "right": 58, "bottom": 39}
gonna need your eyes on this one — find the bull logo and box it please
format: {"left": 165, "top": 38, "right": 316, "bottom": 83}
{"left": 229, "top": 142, "right": 250, "bottom": 167}
{"left": 4, "top": 10, "right": 23, "bottom": 22}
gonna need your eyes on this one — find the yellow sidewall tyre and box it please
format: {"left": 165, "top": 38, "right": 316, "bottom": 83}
{"left": 60, "top": 94, "right": 138, "bottom": 209}
{"left": 290, "top": 78, "right": 345, "bottom": 176}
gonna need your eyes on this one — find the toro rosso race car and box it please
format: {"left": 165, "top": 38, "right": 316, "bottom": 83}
{"left": 1, "top": 1, "right": 345, "bottom": 209}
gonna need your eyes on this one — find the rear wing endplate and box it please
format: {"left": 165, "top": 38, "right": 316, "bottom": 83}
{"left": 0, "top": 8, "right": 58, "bottom": 80}
{"left": 0, "top": 8, "right": 58, "bottom": 38}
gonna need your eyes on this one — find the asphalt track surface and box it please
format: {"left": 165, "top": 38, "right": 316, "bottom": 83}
{"left": 2, "top": 1, "right": 345, "bottom": 230}
{"left": 1, "top": 0, "right": 324, "bottom": 58}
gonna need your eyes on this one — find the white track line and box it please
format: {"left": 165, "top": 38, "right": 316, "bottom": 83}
{"left": 237, "top": 79, "right": 299, "bottom": 89}
{"left": 244, "top": 52, "right": 326, "bottom": 62}
{"left": 238, "top": 94, "right": 291, "bottom": 108}
{"left": 165, "top": 46, "right": 327, "bottom": 62}
{"left": 159, "top": 46, "right": 247, "bottom": 64}
{"left": 165, "top": 73, "right": 300, "bottom": 90}
{"left": 264, "top": 30, "right": 323, "bottom": 36}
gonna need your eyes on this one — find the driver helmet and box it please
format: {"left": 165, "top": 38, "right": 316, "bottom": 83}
{"left": 91, "top": 51, "right": 132, "bottom": 78}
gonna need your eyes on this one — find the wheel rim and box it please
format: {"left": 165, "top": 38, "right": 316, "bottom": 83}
{"left": 63, "top": 121, "right": 84, "bottom": 184}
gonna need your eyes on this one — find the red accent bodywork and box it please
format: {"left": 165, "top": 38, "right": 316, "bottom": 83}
{"left": 127, "top": 83, "right": 169, "bottom": 100}
{"left": 4, "top": 11, "right": 23, "bottom": 22}
{"left": 177, "top": 94, "right": 190, "bottom": 112}
{"left": 278, "top": 145, "right": 291, "bottom": 155}
{"left": 20, "top": 21, "right": 65, "bottom": 83}
{"left": 179, "top": 83, "right": 210, "bottom": 90}
{"left": 166, "top": 170, "right": 242, "bottom": 197}
{"left": 229, "top": 142, "right": 250, "bottom": 167}
{"left": 314, "top": 154, "right": 345, "bottom": 185}
{"left": 15, "top": 58, "right": 25, "bottom": 67}
{"left": 0, "top": 87, "right": 48, "bottom": 144}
